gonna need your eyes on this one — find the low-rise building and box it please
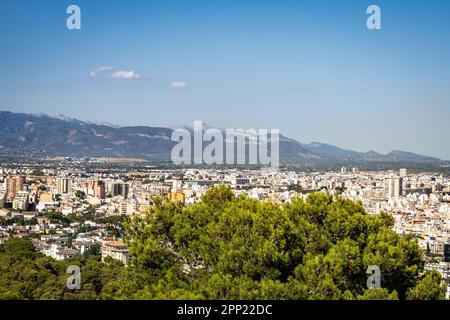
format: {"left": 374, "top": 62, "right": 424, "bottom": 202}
{"left": 101, "top": 240, "right": 130, "bottom": 265}
{"left": 41, "top": 244, "right": 80, "bottom": 260}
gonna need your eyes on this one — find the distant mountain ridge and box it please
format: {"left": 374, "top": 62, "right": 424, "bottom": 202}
{"left": 0, "top": 111, "right": 443, "bottom": 163}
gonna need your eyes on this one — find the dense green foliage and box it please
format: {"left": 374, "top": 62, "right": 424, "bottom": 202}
{"left": 0, "top": 186, "right": 446, "bottom": 300}
{"left": 0, "top": 238, "right": 135, "bottom": 300}
{"left": 124, "top": 186, "right": 445, "bottom": 299}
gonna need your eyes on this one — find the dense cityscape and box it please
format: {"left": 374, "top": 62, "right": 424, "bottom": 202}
{"left": 1, "top": 157, "right": 450, "bottom": 299}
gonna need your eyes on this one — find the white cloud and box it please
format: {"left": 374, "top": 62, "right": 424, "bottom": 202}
{"left": 170, "top": 81, "right": 188, "bottom": 89}
{"left": 89, "top": 66, "right": 114, "bottom": 77}
{"left": 89, "top": 67, "right": 140, "bottom": 79}
{"left": 111, "top": 70, "right": 140, "bottom": 79}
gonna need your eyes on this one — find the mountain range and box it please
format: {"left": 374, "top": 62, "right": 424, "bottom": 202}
{"left": 0, "top": 111, "right": 443, "bottom": 164}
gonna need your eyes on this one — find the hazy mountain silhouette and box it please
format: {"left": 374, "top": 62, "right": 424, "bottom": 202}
{"left": 0, "top": 111, "right": 442, "bottom": 163}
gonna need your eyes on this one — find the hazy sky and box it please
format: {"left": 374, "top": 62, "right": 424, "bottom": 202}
{"left": 0, "top": 0, "right": 449, "bottom": 159}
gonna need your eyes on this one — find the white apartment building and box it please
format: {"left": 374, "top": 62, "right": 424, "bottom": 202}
{"left": 385, "top": 177, "right": 403, "bottom": 199}
{"left": 101, "top": 241, "right": 130, "bottom": 265}
{"left": 42, "top": 244, "right": 80, "bottom": 260}
{"left": 12, "top": 191, "right": 29, "bottom": 210}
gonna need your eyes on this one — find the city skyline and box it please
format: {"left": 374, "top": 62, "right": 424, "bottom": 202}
{"left": 1, "top": 0, "right": 450, "bottom": 160}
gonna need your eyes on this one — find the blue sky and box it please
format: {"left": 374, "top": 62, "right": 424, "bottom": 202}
{"left": 0, "top": 0, "right": 449, "bottom": 159}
